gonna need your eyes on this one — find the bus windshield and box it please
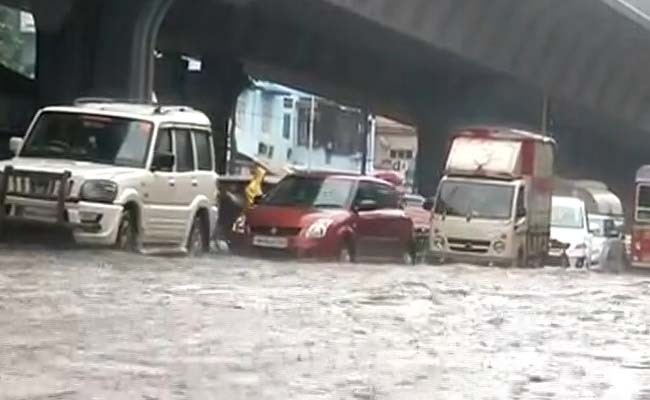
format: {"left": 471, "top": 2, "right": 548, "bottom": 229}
{"left": 636, "top": 184, "right": 650, "bottom": 222}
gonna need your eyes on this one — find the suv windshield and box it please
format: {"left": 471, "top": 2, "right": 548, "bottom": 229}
{"left": 264, "top": 176, "right": 355, "bottom": 208}
{"left": 552, "top": 203, "right": 584, "bottom": 229}
{"left": 435, "top": 180, "right": 514, "bottom": 220}
{"left": 20, "top": 112, "right": 154, "bottom": 168}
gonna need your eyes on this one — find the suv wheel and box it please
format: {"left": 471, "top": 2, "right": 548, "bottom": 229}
{"left": 116, "top": 209, "right": 138, "bottom": 252}
{"left": 187, "top": 215, "right": 207, "bottom": 256}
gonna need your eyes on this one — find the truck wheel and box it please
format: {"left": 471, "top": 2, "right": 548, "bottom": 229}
{"left": 115, "top": 209, "right": 138, "bottom": 252}
{"left": 187, "top": 214, "right": 208, "bottom": 256}
{"left": 513, "top": 249, "right": 526, "bottom": 268}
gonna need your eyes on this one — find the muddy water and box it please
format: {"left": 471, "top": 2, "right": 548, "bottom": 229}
{"left": 0, "top": 245, "right": 649, "bottom": 399}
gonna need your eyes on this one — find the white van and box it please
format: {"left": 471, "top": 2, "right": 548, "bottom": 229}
{"left": 553, "top": 179, "right": 625, "bottom": 265}
{"left": 549, "top": 196, "right": 592, "bottom": 268}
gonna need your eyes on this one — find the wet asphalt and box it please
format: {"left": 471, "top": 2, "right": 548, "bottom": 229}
{"left": 0, "top": 240, "right": 650, "bottom": 399}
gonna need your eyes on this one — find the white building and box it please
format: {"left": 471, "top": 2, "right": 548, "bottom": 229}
{"left": 233, "top": 81, "right": 367, "bottom": 173}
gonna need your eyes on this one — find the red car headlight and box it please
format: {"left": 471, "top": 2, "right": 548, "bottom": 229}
{"left": 304, "top": 219, "right": 334, "bottom": 239}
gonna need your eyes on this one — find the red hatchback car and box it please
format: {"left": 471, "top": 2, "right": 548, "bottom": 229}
{"left": 231, "top": 173, "right": 415, "bottom": 263}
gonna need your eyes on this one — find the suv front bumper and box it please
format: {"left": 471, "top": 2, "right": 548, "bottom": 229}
{"left": 1, "top": 196, "right": 123, "bottom": 245}
{"left": 0, "top": 167, "right": 122, "bottom": 245}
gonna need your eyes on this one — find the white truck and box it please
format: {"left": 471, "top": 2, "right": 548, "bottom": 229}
{"left": 424, "top": 126, "right": 556, "bottom": 267}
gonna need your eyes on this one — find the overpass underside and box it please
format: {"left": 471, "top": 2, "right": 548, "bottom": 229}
{"left": 0, "top": 0, "right": 647, "bottom": 204}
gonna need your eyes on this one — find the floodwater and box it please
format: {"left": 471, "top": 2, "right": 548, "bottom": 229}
{"left": 1, "top": 244, "right": 650, "bottom": 399}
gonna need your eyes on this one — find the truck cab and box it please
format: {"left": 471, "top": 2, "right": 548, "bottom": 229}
{"left": 425, "top": 126, "right": 556, "bottom": 267}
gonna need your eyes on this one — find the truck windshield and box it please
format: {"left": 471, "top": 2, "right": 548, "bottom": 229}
{"left": 20, "top": 112, "right": 153, "bottom": 168}
{"left": 636, "top": 185, "right": 650, "bottom": 222}
{"left": 435, "top": 181, "right": 514, "bottom": 220}
{"left": 264, "top": 176, "right": 355, "bottom": 209}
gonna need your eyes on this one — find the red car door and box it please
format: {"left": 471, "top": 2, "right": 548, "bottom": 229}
{"left": 352, "top": 181, "right": 384, "bottom": 259}
{"left": 374, "top": 183, "right": 413, "bottom": 257}
{"left": 353, "top": 181, "right": 409, "bottom": 260}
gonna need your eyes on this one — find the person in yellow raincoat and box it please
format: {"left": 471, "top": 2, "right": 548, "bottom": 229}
{"left": 245, "top": 165, "right": 267, "bottom": 209}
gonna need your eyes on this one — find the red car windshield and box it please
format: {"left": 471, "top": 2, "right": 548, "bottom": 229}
{"left": 264, "top": 176, "right": 355, "bottom": 209}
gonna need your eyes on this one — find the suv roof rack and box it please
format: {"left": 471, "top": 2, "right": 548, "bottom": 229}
{"left": 153, "top": 105, "right": 195, "bottom": 114}
{"left": 72, "top": 98, "right": 197, "bottom": 115}
{"left": 73, "top": 97, "right": 149, "bottom": 106}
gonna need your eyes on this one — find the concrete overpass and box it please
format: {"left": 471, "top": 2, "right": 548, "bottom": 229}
{"left": 1, "top": 0, "right": 650, "bottom": 202}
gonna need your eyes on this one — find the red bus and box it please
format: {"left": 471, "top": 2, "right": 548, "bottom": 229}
{"left": 632, "top": 166, "right": 650, "bottom": 267}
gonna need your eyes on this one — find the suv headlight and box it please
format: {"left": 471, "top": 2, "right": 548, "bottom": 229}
{"left": 232, "top": 215, "right": 247, "bottom": 234}
{"left": 304, "top": 218, "right": 333, "bottom": 239}
{"left": 80, "top": 180, "right": 118, "bottom": 203}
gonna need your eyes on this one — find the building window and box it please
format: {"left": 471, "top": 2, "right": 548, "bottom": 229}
{"left": 261, "top": 92, "right": 274, "bottom": 133}
{"left": 390, "top": 149, "right": 414, "bottom": 160}
{"left": 297, "top": 107, "right": 311, "bottom": 146}
{"left": 283, "top": 97, "right": 294, "bottom": 109}
{"left": 282, "top": 114, "right": 291, "bottom": 139}
{"left": 258, "top": 142, "right": 268, "bottom": 156}
{"left": 236, "top": 92, "right": 248, "bottom": 124}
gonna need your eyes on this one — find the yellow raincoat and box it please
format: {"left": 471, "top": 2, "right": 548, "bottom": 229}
{"left": 245, "top": 166, "right": 266, "bottom": 209}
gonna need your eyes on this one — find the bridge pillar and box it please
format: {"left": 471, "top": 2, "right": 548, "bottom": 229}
{"left": 33, "top": 0, "right": 172, "bottom": 105}
{"left": 414, "top": 82, "right": 543, "bottom": 197}
{"left": 197, "top": 54, "right": 250, "bottom": 174}
{"left": 153, "top": 52, "right": 249, "bottom": 174}
{"left": 551, "top": 120, "right": 642, "bottom": 221}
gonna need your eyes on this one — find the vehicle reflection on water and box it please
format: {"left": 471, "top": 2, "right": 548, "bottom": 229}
{"left": 1, "top": 241, "right": 650, "bottom": 399}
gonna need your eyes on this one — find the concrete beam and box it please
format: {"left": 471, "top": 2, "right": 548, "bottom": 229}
{"left": 33, "top": 0, "right": 173, "bottom": 104}
{"left": 319, "top": 0, "right": 650, "bottom": 131}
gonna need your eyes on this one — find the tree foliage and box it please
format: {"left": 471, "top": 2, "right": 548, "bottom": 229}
{"left": 0, "top": 5, "right": 26, "bottom": 74}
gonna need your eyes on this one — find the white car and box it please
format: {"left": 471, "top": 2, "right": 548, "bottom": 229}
{"left": 0, "top": 100, "right": 219, "bottom": 254}
{"left": 549, "top": 196, "right": 592, "bottom": 268}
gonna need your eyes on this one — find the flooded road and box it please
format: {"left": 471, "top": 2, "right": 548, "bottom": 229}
{"left": 1, "top": 245, "right": 650, "bottom": 399}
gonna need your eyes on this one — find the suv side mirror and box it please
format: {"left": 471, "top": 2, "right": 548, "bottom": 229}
{"left": 9, "top": 137, "right": 23, "bottom": 155}
{"left": 355, "top": 199, "right": 378, "bottom": 212}
{"left": 152, "top": 151, "right": 175, "bottom": 172}
{"left": 423, "top": 198, "right": 434, "bottom": 211}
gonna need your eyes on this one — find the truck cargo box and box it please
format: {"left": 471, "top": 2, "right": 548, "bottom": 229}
{"left": 445, "top": 127, "right": 555, "bottom": 179}
{"left": 553, "top": 178, "right": 623, "bottom": 217}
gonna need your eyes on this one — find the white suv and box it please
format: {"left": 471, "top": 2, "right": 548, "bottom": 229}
{"left": 0, "top": 100, "right": 219, "bottom": 254}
